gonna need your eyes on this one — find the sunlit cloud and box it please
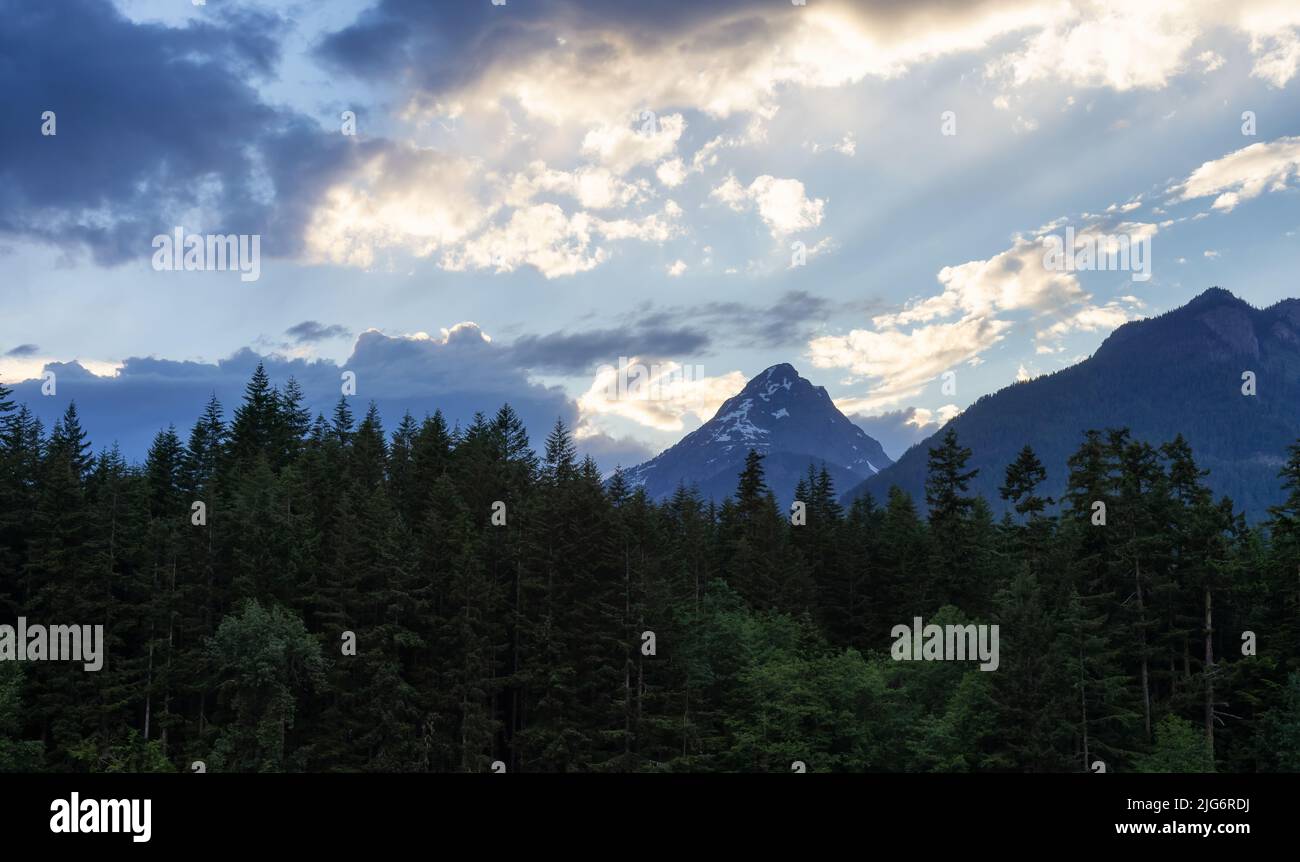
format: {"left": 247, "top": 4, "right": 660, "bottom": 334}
{"left": 809, "top": 315, "right": 1012, "bottom": 412}
{"left": 711, "top": 174, "right": 825, "bottom": 237}
{"left": 577, "top": 360, "right": 747, "bottom": 432}
{"left": 1173, "top": 136, "right": 1300, "bottom": 212}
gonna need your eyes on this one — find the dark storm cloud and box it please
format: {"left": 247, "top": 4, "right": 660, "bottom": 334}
{"left": 0, "top": 0, "right": 370, "bottom": 264}
{"left": 315, "top": 0, "right": 770, "bottom": 90}
{"left": 315, "top": 0, "right": 996, "bottom": 97}
{"left": 286, "top": 321, "right": 352, "bottom": 343}
{"left": 4, "top": 344, "right": 40, "bottom": 357}
{"left": 506, "top": 325, "right": 711, "bottom": 374}
{"left": 630, "top": 291, "right": 885, "bottom": 349}
{"left": 313, "top": 14, "right": 414, "bottom": 79}
{"left": 3, "top": 318, "right": 671, "bottom": 472}
{"left": 5, "top": 326, "right": 574, "bottom": 465}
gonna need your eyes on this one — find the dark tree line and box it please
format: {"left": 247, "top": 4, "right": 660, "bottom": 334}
{"left": 1, "top": 366, "right": 1299, "bottom": 772}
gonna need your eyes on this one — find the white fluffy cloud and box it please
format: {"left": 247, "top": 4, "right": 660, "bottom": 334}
{"left": 422, "top": 0, "right": 1300, "bottom": 130}
{"left": 581, "top": 114, "right": 686, "bottom": 175}
{"left": 811, "top": 219, "right": 1151, "bottom": 410}
{"left": 875, "top": 235, "right": 1089, "bottom": 329}
{"left": 304, "top": 146, "right": 494, "bottom": 268}
{"left": 440, "top": 200, "right": 684, "bottom": 279}
{"left": 987, "top": 0, "right": 1203, "bottom": 91}
{"left": 303, "top": 1, "right": 1300, "bottom": 279}
{"left": 598, "top": 200, "right": 683, "bottom": 242}
{"left": 874, "top": 222, "right": 1152, "bottom": 342}
{"left": 987, "top": 0, "right": 1300, "bottom": 91}
{"left": 577, "top": 360, "right": 747, "bottom": 432}
{"left": 418, "top": 0, "right": 1300, "bottom": 132}
{"left": 1038, "top": 299, "right": 1140, "bottom": 341}
{"left": 711, "top": 174, "right": 825, "bottom": 237}
{"left": 429, "top": 1, "right": 1059, "bottom": 129}
{"left": 1237, "top": 0, "right": 1300, "bottom": 86}
{"left": 809, "top": 315, "right": 1012, "bottom": 411}
{"left": 1173, "top": 136, "right": 1300, "bottom": 211}
{"left": 655, "top": 158, "right": 687, "bottom": 188}
{"left": 439, "top": 204, "right": 603, "bottom": 279}
{"left": 503, "top": 161, "right": 649, "bottom": 211}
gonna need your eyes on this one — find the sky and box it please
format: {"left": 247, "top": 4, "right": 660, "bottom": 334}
{"left": 2, "top": 0, "right": 1299, "bottom": 468}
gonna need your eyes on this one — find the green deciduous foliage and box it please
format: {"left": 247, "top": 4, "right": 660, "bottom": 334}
{"left": 1134, "top": 714, "right": 1215, "bottom": 773}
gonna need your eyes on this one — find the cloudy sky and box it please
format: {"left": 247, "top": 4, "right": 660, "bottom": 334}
{"left": 2, "top": 0, "right": 1299, "bottom": 466}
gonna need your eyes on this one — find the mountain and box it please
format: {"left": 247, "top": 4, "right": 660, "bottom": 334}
{"left": 844, "top": 288, "right": 1300, "bottom": 520}
{"left": 622, "top": 363, "right": 892, "bottom": 504}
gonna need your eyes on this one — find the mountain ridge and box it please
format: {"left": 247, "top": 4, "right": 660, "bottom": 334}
{"left": 844, "top": 287, "right": 1300, "bottom": 520}
{"left": 622, "top": 362, "right": 892, "bottom": 504}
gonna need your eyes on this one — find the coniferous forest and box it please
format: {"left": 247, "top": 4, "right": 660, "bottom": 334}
{"left": 2, "top": 365, "right": 1300, "bottom": 774}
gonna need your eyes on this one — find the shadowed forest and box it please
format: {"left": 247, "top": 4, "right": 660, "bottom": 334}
{"left": 2, "top": 365, "right": 1299, "bottom": 773}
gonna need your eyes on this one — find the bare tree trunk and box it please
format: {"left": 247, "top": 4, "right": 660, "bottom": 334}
{"left": 144, "top": 564, "right": 156, "bottom": 741}
{"left": 1136, "top": 560, "right": 1151, "bottom": 740}
{"left": 514, "top": 560, "right": 522, "bottom": 772}
{"left": 1204, "top": 586, "right": 1214, "bottom": 754}
{"left": 162, "top": 558, "right": 176, "bottom": 752}
{"left": 143, "top": 639, "right": 153, "bottom": 741}
{"left": 682, "top": 692, "right": 689, "bottom": 761}
{"left": 637, "top": 550, "right": 645, "bottom": 737}
{"left": 200, "top": 498, "right": 214, "bottom": 737}
{"left": 623, "top": 546, "right": 631, "bottom": 765}
{"left": 1080, "top": 642, "right": 1089, "bottom": 772}
{"left": 104, "top": 487, "right": 118, "bottom": 736}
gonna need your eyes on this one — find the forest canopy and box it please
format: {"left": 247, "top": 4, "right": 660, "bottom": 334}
{"left": 1, "top": 367, "right": 1299, "bottom": 773}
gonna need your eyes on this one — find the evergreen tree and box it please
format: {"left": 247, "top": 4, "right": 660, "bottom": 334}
{"left": 277, "top": 377, "right": 312, "bottom": 466}
{"left": 1000, "top": 445, "right": 1051, "bottom": 521}
{"left": 925, "top": 429, "right": 981, "bottom": 611}
{"left": 0, "top": 373, "right": 1294, "bottom": 775}
{"left": 229, "top": 363, "right": 279, "bottom": 463}
{"left": 721, "top": 450, "right": 809, "bottom": 614}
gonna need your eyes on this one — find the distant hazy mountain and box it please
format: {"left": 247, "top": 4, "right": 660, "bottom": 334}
{"left": 623, "top": 363, "right": 892, "bottom": 504}
{"left": 844, "top": 288, "right": 1300, "bottom": 520}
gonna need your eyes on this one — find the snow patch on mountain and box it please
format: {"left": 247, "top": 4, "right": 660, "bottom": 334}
{"left": 617, "top": 362, "right": 893, "bottom": 503}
